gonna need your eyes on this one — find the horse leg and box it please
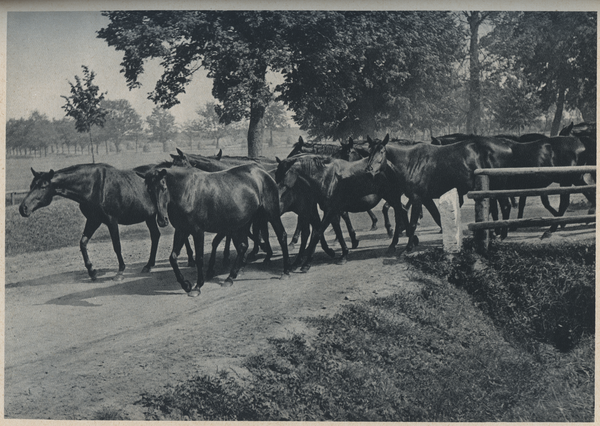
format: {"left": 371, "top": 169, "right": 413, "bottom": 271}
{"left": 207, "top": 233, "right": 226, "bottom": 280}
{"left": 387, "top": 200, "right": 409, "bottom": 253}
{"left": 169, "top": 229, "right": 194, "bottom": 294}
{"left": 268, "top": 214, "right": 290, "bottom": 278}
{"left": 366, "top": 209, "right": 378, "bottom": 231}
{"left": 300, "top": 210, "right": 335, "bottom": 273}
{"left": 224, "top": 233, "right": 248, "bottom": 287}
{"left": 423, "top": 198, "right": 442, "bottom": 229}
{"left": 106, "top": 220, "right": 126, "bottom": 281}
{"left": 291, "top": 215, "right": 309, "bottom": 270}
{"left": 341, "top": 211, "right": 359, "bottom": 249}
{"left": 545, "top": 190, "right": 571, "bottom": 235}
{"left": 540, "top": 194, "right": 560, "bottom": 217}
{"left": 382, "top": 202, "right": 393, "bottom": 237}
{"left": 498, "top": 197, "right": 512, "bottom": 240}
{"left": 258, "top": 218, "right": 273, "bottom": 263}
{"left": 289, "top": 220, "right": 302, "bottom": 250}
{"left": 489, "top": 198, "right": 500, "bottom": 237}
{"left": 188, "top": 232, "right": 205, "bottom": 297}
{"left": 142, "top": 217, "right": 161, "bottom": 273}
{"left": 332, "top": 214, "right": 350, "bottom": 264}
{"left": 80, "top": 218, "right": 102, "bottom": 281}
{"left": 223, "top": 235, "right": 231, "bottom": 267}
{"left": 184, "top": 236, "right": 195, "bottom": 267}
{"left": 405, "top": 201, "right": 422, "bottom": 253}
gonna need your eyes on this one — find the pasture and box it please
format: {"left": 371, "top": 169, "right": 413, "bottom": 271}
{"left": 4, "top": 143, "right": 595, "bottom": 420}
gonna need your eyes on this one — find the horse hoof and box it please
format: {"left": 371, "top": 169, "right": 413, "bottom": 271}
{"left": 280, "top": 273, "right": 290, "bottom": 280}
{"left": 541, "top": 231, "right": 553, "bottom": 240}
{"left": 351, "top": 241, "right": 359, "bottom": 249}
{"left": 187, "top": 261, "right": 196, "bottom": 268}
{"left": 386, "top": 228, "right": 394, "bottom": 238}
{"left": 335, "top": 257, "right": 347, "bottom": 265}
{"left": 89, "top": 269, "right": 98, "bottom": 281}
{"left": 413, "top": 236, "right": 419, "bottom": 247}
{"left": 288, "top": 242, "right": 296, "bottom": 251}
{"left": 386, "top": 246, "right": 396, "bottom": 255}
{"left": 246, "top": 253, "right": 257, "bottom": 262}
{"left": 222, "top": 278, "right": 234, "bottom": 287}
{"left": 113, "top": 273, "right": 125, "bottom": 282}
{"left": 300, "top": 265, "right": 311, "bottom": 273}
{"left": 141, "top": 265, "right": 152, "bottom": 273}
{"left": 187, "top": 289, "right": 201, "bottom": 297}
{"left": 181, "top": 280, "right": 193, "bottom": 293}
{"left": 370, "top": 225, "right": 378, "bottom": 231}
{"left": 263, "top": 257, "right": 272, "bottom": 264}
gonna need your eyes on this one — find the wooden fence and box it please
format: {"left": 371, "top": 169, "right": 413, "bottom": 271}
{"left": 467, "top": 165, "right": 596, "bottom": 252}
{"left": 6, "top": 190, "right": 30, "bottom": 207}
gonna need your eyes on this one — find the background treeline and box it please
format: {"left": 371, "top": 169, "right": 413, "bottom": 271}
{"left": 7, "top": 11, "right": 595, "bottom": 157}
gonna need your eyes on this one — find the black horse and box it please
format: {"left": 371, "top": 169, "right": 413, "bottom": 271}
{"left": 142, "top": 163, "right": 290, "bottom": 296}
{"left": 287, "top": 136, "right": 392, "bottom": 244}
{"left": 19, "top": 163, "right": 194, "bottom": 281}
{"left": 365, "top": 135, "right": 514, "bottom": 252}
{"left": 275, "top": 136, "right": 407, "bottom": 271}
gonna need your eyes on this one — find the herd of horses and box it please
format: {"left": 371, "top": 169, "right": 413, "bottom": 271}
{"left": 19, "top": 122, "right": 596, "bottom": 297}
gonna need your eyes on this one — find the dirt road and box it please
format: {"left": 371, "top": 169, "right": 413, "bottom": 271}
{"left": 4, "top": 200, "right": 594, "bottom": 420}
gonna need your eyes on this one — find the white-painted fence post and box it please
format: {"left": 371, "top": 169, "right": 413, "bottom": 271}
{"left": 439, "top": 188, "right": 462, "bottom": 253}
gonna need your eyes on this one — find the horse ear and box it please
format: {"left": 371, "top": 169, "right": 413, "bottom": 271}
{"left": 348, "top": 138, "right": 354, "bottom": 148}
{"left": 176, "top": 148, "right": 184, "bottom": 156}
{"left": 216, "top": 149, "right": 223, "bottom": 160}
{"left": 382, "top": 134, "right": 389, "bottom": 145}
{"left": 298, "top": 136, "right": 304, "bottom": 146}
{"left": 276, "top": 157, "right": 281, "bottom": 164}
{"left": 170, "top": 154, "right": 178, "bottom": 159}
{"left": 135, "top": 171, "right": 146, "bottom": 179}
{"left": 431, "top": 137, "right": 441, "bottom": 145}
{"left": 48, "top": 170, "right": 55, "bottom": 179}
{"left": 31, "top": 168, "right": 40, "bottom": 178}
{"left": 366, "top": 136, "right": 374, "bottom": 147}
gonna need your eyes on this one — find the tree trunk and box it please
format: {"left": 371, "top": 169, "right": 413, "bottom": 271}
{"left": 89, "top": 132, "right": 96, "bottom": 163}
{"left": 467, "top": 12, "right": 483, "bottom": 135}
{"left": 551, "top": 86, "right": 566, "bottom": 136}
{"left": 247, "top": 99, "right": 265, "bottom": 158}
{"left": 268, "top": 128, "right": 274, "bottom": 147}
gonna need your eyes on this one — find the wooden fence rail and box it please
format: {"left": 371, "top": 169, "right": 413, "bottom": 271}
{"left": 6, "top": 190, "right": 30, "bottom": 206}
{"left": 467, "top": 165, "right": 596, "bottom": 252}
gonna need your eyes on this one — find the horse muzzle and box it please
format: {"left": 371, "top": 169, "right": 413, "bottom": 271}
{"left": 157, "top": 216, "right": 169, "bottom": 227}
{"left": 19, "top": 204, "right": 31, "bottom": 217}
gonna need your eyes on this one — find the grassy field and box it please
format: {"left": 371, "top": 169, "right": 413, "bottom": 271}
{"left": 135, "top": 240, "right": 594, "bottom": 422}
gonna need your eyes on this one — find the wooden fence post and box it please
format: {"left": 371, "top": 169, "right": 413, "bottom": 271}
{"left": 474, "top": 173, "right": 489, "bottom": 253}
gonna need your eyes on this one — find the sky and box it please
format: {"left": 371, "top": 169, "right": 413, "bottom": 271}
{"left": 6, "top": 11, "right": 216, "bottom": 125}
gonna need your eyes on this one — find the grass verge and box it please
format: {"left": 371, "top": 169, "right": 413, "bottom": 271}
{"left": 137, "top": 240, "right": 594, "bottom": 422}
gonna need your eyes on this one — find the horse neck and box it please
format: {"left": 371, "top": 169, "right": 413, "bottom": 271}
{"left": 52, "top": 166, "right": 102, "bottom": 205}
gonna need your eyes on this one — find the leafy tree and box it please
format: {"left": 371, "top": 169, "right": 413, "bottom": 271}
{"left": 195, "top": 102, "right": 231, "bottom": 149}
{"left": 96, "top": 99, "right": 143, "bottom": 153}
{"left": 27, "top": 111, "right": 59, "bottom": 156}
{"left": 61, "top": 65, "right": 108, "bottom": 162}
{"left": 98, "top": 11, "right": 289, "bottom": 157}
{"left": 181, "top": 119, "right": 202, "bottom": 150}
{"left": 146, "top": 105, "right": 177, "bottom": 152}
{"left": 277, "top": 11, "right": 463, "bottom": 140}
{"left": 490, "top": 73, "right": 542, "bottom": 132}
{"left": 262, "top": 101, "right": 289, "bottom": 146}
{"left": 6, "top": 117, "right": 31, "bottom": 156}
{"left": 53, "top": 117, "right": 81, "bottom": 154}
{"left": 483, "top": 12, "right": 596, "bottom": 134}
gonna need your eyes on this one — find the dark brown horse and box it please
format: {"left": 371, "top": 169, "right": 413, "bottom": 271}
{"left": 275, "top": 138, "right": 407, "bottom": 271}
{"left": 19, "top": 163, "right": 194, "bottom": 281}
{"left": 287, "top": 136, "right": 392, "bottom": 245}
{"left": 365, "top": 135, "right": 514, "bottom": 252}
{"left": 142, "top": 163, "right": 290, "bottom": 296}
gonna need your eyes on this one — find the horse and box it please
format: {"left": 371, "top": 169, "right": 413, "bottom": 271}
{"left": 494, "top": 135, "right": 591, "bottom": 237}
{"left": 168, "top": 149, "right": 275, "bottom": 275}
{"left": 275, "top": 135, "right": 408, "bottom": 271}
{"left": 287, "top": 136, "right": 393, "bottom": 244}
{"left": 560, "top": 122, "right": 596, "bottom": 213}
{"left": 19, "top": 163, "right": 194, "bottom": 281}
{"left": 365, "top": 135, "right": 514, "bottom": 252}
{"left": 142, "top": 163, "right": 290, "bottom": 296}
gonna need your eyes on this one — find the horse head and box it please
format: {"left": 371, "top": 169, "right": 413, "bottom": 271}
{"left": 19, "top": 168, "right": 56, "bottom": 217}
{"left": 144, "top": 169, "right": 171, "bottom": 227}
{"left": 171, "top": 148, "right": 193, "bottom": 168}
{"left": 365, "top": 134, "right": 389, "bottom": 177}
